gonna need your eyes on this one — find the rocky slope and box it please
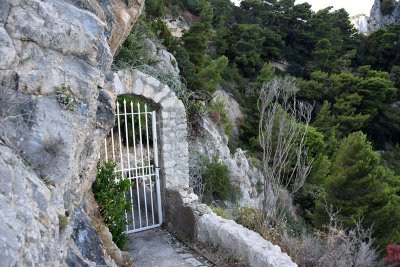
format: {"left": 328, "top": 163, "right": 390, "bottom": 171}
{"left": 368, "top": 0, "right": 400, "bottom": 32}
{"left": 0, "top": 0, "right": 143, "bottom": 265}
{"left": 190, "top": 92, "right": 264, "bottom": 210}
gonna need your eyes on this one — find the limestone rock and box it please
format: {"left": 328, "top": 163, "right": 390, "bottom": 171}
{"left": 214, "top": 89, "right": 244, "bottom": 137}
{"left": 140, "top": 38, "right": 181, "bottom": 80}
{"left": 162, "top": 16, "right": 190, "bottom": 38}
{"left": 351, "top": 14, "right": 369, "bottom": 34}
{"left": 368, "top": 0, "right": 400, "bottom": 32}
{"left": 190, "top": 113, "right": 264, "bottom": 210}
{"left": 0, "top": 0, "right": 144, "bottom": 265}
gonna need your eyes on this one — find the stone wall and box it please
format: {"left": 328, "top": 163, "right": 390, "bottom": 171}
{"left": 197, "top": 213, "right": 297, "bottom": 267}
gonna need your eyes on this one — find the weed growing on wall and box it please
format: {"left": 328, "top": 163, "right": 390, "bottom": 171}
{"left": 93, "top": 161, "right": 131, "bottom": 250}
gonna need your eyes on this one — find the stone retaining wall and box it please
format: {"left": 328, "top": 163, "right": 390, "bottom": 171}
{"left": 197, "top": 213, "right": 297, "bottom": 267}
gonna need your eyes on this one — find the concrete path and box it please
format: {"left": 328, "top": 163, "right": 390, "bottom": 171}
{"left": 127, "top": 228, "right": 212, "bottom": 267}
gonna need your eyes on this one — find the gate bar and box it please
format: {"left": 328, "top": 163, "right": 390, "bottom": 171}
{"left": 124, "top": 100, "right": 136, "bottom": 230}
{"left": 138, "top": 102, "right": 149, "bottom": 227}
{"left": 116, "top": 101, "right": 129, "bottom": 232}
{"left": 131, "top": 101, "right": 142, "bottom": 229}
{"left": 152, "top": 111, "right": 163, "bottom": 224}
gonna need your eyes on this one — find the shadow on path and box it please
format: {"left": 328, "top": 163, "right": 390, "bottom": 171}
{"left": 128, "top": 228, "right": 212, "bottom": 267}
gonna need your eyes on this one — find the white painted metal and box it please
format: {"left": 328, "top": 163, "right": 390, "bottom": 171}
{"left": 102, "top": 100, "right": 162, "bottom": 234}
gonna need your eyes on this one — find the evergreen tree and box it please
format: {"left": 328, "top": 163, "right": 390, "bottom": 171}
{"left": 314, "top": 131, "right": 400, "bottom": 249}
{"left": 182, "top": 1, "right": 213, "bottom": 67}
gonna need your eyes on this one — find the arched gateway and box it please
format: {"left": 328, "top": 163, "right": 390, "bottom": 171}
{"left": 100, "top": 69, "right": 190, "bottom": 233}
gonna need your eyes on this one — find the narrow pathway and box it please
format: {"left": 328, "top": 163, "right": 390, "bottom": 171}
{"left": 127, "top": 228, "right": 213, "bottom": 267}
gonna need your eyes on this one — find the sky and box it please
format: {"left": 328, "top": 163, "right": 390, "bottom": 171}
{"left": 295, "top": 0, "right": 374, "bottom": 16}
{"left": 232, "top": 0, "right": 375, "bottom": 16}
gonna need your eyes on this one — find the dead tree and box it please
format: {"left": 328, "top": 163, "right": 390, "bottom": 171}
{"left": 258, "top": 76, "right": 313, "bottom": 220}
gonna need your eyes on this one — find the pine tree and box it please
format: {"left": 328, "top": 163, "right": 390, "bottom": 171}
{"left": 314, "top": 131, "right": 400, "bottom": 249}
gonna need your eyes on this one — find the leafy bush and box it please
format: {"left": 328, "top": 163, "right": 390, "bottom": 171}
{"left": 199, "top": 155, "right": 242, "bottom": 203}
{"left": 381, "top": 0, "right": 395, "bottom": 15}
{"left": 197, "top": 56, "right": 229, "bottom": 93}
{"left": 201, "top": 155, "right": 231, "bottom": 201}
{"left": 93, "top": 162, "right": 131, "bottom": 250}
{"left": 145, "top": 0, "right": 165, "bottom": 17}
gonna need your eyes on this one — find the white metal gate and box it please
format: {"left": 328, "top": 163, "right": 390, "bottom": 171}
{"left": 102, "top": 99, "right": 162, "bottom": 234}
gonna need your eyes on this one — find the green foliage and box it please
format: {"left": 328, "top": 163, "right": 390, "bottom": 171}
{"left": 390, "top": 65, "right": 400, "bottom": 88}
{"left": 311, "top": 39, "right": 338, "bottom": 74}
{"left": 382, "top": 144, "right": 400, "bottom": 175}
{"left": 230, "top": 24, "right": 265, "bottom": 77}
{"left": 58, "top": 214, "right": 69, "bottom": 232}
{"left": 145, "top": 0, "right": 165, "bottom": 17}
{"left": 381, "top": 0, "right": 396, "bottom": 15}
{"left": 197, "top": 56, "right": 228, "bottom": 93}
{"left": 251, "top": 63, "right": 276, "bottom": 90}
{"left": 212, "top": 207, "right": 229, "bottom": 219}
{"left": 293, "top": 184, "right": 325, "bottom": 225}
{"left": 201, "top": 156, "right": 240, "bottom": 202}
{"left": 313, "top": 132, "right": 400, "bottom": 249}
{"left": 113, "top": 24, "right": 154, "bottom": 69}
{"left": 359, "top": 25, "right": 400, "bottom": 71}
{"left": 234, "top": 207, "right": 264, "bottom": 233}
{"left": 93, "top": 162, "right": 131, "bottom": 250}
{"left": 182, "top": 1, "right": 213, "bottom": 67}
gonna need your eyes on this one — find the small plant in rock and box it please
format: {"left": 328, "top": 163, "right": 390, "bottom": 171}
{"left": 58, "top": 214, "right": 68, "bottom": 232}
{"left": 207, "top": 97, "right": 232, "bottom": 138}
{"left": 212, "top": 207, "right": 229, "bottom": 219}
{"left": 93, "top": 161, "right": 131, "bottom": 250}
{"left": 56, "top": 88, "right": 80, "bottom": 111}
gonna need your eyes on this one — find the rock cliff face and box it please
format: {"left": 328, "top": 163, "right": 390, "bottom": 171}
{"left": 368, "top": 0, "right": 400, "bottom": 32}
{"left": 190, "top": 103, "right": 264, "bottom": 210}
{"left": 0, "top": 0, "right": 143, "bottom": 265}
{"left": 351, "top": 14, "right": 369, "bottom": 34}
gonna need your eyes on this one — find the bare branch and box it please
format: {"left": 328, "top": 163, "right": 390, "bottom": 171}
{"left": 258, "top": 76, "right": 313, "bottom": 220}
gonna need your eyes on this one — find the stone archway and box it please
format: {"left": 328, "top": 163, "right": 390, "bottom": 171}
{"left": 112, "top": 69, "right": 199, "bottom": 236}
{"left": 114, "top": 69, "right": 190, "bottom": 190}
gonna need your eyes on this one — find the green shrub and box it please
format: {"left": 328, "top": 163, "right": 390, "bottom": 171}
{"left": 201, "top": 156, "right": 241, "bottom": 203}
{"left": 234, "top": 207, "right": 288, "bottom": 247}
{"left": 113, "top": 19, "right": 158, "bottom": 70}
{"left": 145, "top": 0, "right": 165, "bottom": 17}
{"left": 93, "top": 162, "right": 131, "bottom": 250}
{"left": 58, "top": 214, "right": 68, "bottom": 232}
{"left": 381, "top": 0, "right": 395, "bottom": 15}
{"left": 212, "top": 207, "right": 229, "bottom": 219}
{"left": 234, "top": 207, "right": 264, "bottom": 233}
{"left": 202, "top": 156, "right": 230, "bottom": 201}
